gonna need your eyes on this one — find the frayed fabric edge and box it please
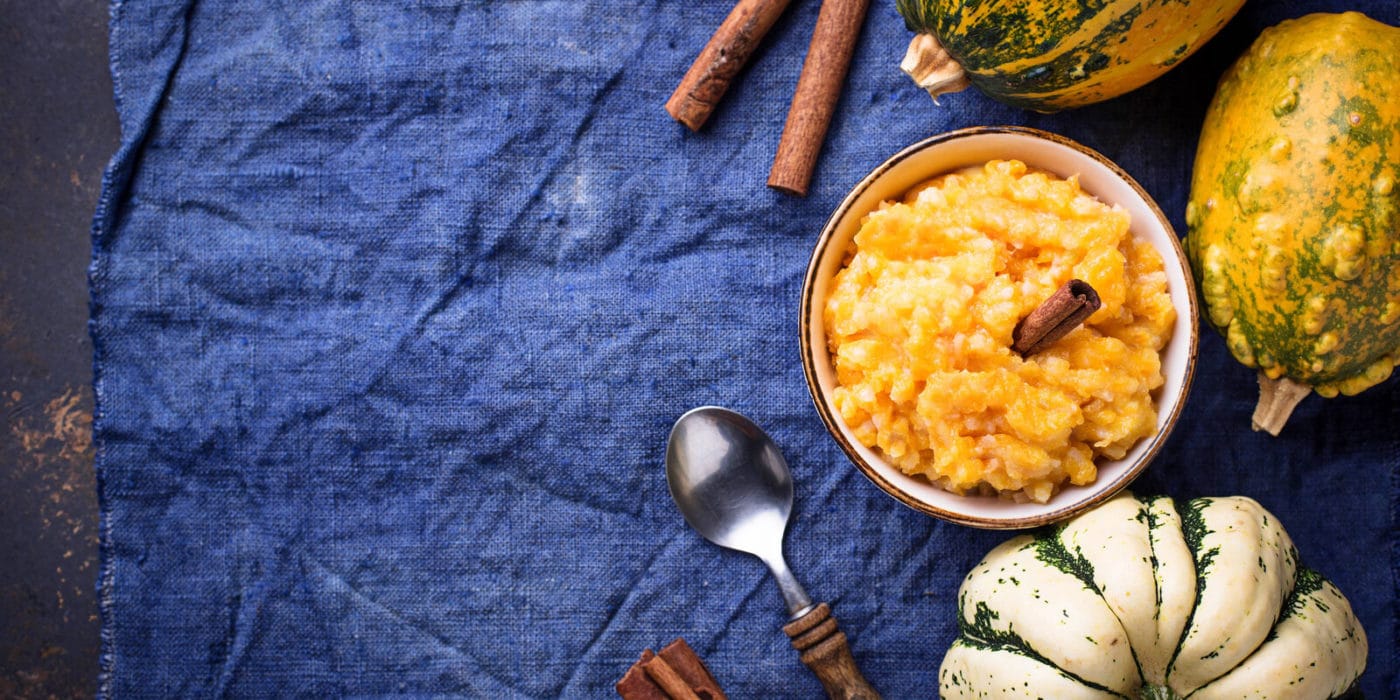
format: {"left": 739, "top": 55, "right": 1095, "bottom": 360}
{"left": 90, "top": 0, "right": 200, "bottom": 696}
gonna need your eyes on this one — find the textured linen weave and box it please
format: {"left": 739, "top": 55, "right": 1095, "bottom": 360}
{"left": 92, "top": 0, "right": 1398, "bottom": 696}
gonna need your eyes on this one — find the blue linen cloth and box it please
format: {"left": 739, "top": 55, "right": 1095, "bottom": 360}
{"left": 91, "top": 0, "right": 1398, "bottom": 696}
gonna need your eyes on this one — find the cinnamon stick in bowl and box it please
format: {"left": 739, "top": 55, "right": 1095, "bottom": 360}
{"left": 1012, "top": 279, "right": 1103, "bottom": 356}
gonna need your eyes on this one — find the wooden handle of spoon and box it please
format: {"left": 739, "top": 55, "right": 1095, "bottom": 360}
{"left": 783, "top": 603, "right": 881, "bottom": 699}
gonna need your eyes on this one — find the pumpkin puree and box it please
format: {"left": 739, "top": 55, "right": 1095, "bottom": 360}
{"left": 825, "top": 160, "right": 1174, "bottom": 502}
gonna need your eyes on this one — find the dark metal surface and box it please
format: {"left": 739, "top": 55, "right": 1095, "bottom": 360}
{"left": 0, "top": 0, "right": 119, "bottom": 696}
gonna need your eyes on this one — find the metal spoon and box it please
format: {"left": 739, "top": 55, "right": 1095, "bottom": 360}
{"left": 665, "top": 406, "right": 879, "bottom": 700}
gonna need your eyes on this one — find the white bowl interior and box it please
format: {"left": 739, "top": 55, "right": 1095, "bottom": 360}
{"left": 806, "top": 129, "right": 1197, "bottom": 527}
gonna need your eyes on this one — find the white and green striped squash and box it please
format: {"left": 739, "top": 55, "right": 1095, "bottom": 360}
{"left": 939, "top": 492, "right": 1367, "bottom": 699}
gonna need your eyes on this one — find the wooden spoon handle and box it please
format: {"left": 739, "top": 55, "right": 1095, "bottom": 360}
{"left": 782, "top": 603, "right": 880, "bottom": 699}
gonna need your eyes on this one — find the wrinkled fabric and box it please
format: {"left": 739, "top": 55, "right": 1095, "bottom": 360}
{"left": 92, "top": 1, "right": 1398, "bottom": 697}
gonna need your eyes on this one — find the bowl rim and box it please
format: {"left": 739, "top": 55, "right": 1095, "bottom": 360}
{"left": 799, "top": 125, "right": 1200, "bottom": 529}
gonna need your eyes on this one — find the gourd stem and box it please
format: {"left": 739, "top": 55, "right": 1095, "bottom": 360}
{"left": 900, "top": 33, "right": 970, "bottom": 103}
{"left": 1252, "top": 373, "right": 1312, "bottom": 436}
{"left": 1139, "top": 685, "right": 1184, "bottom": 700}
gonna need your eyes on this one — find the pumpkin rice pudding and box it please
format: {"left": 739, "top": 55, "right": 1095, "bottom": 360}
{"left": 824, "top": 160, "right": 1175, "bottom": 503}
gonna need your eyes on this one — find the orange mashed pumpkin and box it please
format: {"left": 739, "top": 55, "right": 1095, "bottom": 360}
{"left": 825, "top": 160, "right": 1175, "bottom": 503}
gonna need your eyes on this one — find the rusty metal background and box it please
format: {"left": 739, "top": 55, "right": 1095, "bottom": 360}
{"left": 1, "top": 0, "right": 118, "bottom": 696}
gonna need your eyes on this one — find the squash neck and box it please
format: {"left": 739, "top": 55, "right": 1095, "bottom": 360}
{"left": 900, "top": 33, "right": 970, "bottom": 103}
{"left": 1251, "top": 373, "right": 1311, "bottom": 436}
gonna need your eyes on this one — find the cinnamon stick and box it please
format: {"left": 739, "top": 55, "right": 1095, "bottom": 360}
{"left": 616, "top": 650, "right": 667, "bottom": 700}
{"left": 616, "top": 639, "right": 727, "bottom": 700}
{"left": 666, "top": 0, "right": 796, "bottom": 131}
{"left": 767, "top": 0, "right": 871, "bottom": 197}
{"left": 643, "top": 656, "right": 702, "bottom": 700}
{"left": 1012, "top": 279, "right": 1102, "bottom": 356}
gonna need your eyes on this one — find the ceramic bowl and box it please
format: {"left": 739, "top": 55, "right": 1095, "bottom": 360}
{"left": 799, "top": 126, "right": 1199, "bottom": 529}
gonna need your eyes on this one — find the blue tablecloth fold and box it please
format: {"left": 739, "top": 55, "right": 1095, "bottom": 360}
{"left": 93, "top": 0, "right": 1397, "bottom": 696}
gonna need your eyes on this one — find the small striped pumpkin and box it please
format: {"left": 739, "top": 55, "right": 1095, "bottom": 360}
{"left": 940, "top": 492, "right": 1367, "bottom": 699}
{"left": 896, "top": 0, "right": 1244, "bottom": 111}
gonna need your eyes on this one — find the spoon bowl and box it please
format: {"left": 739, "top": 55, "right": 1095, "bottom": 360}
{"left": 665, "top": 406, "right": 794, "bottom": 561}
{"left": 665, "top": 406, "right": 810, "bottom": 616}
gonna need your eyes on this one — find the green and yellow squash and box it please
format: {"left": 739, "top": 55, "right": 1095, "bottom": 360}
{"left": 939, "top": 492, "right": 1368, "bottom": 699}
{"left": 895, "top": 0, "right": 1245, "bottom": 111}
{"left": 1186, "top": 12, "right": 1400, "bottom": 435}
